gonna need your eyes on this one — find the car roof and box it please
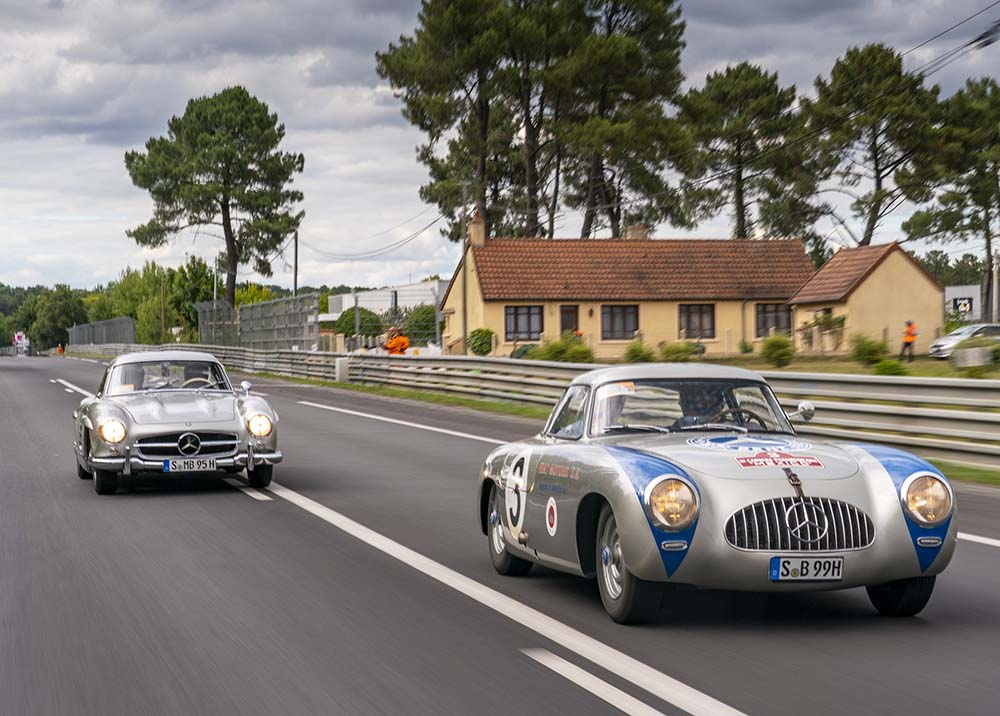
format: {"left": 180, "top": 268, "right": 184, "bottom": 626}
{"left": 569, "top": 363, "right": 766, "bottom": 387}
{"left": 111, "top": 350, "right": 222, "bottom": 366}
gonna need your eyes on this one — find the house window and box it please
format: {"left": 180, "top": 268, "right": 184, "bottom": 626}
{"left": 560, "top": 305, "right": 579, "bottom": 335}
{"left": 755, "top": 304, "right": 792, "bottom": 338}
{"left": 679, "top": 304, "right": 715, "bottom": 339}
{"left": 601, "top": 305, "right": 639, "bottom": 340}
{"left": 505, "top": 306, "right": 543, "bottom": 341}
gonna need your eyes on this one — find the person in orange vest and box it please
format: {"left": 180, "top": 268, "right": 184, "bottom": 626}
{"left": 56, "top": 344, "right": 64, "bottom": 356}
{"left": 383, "top": 326, "right": 410, "bottom": 355}
{"left": 899, "top": 321, "right": 917, "bottom": 363}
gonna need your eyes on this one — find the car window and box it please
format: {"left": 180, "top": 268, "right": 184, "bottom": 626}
{"left": 547, "top": 385, "right": 589, "bottom": 439}
{"left": 105, "top": 360, "right": 230, "bottom": 395}
{"left": 984, "top": 326, "right": 1000, "bottom": 337}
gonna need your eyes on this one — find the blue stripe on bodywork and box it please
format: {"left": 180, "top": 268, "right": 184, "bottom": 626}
{"left": 603, "top": 446, "right": 698, "bottom": 578}
{"left": 850, "top": 443, "right": 952, "bottom": 572}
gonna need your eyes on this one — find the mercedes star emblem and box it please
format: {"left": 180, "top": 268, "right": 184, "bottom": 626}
{"left": 177, "top": 432, "right": 201, "bottom": 457}
{"left": 784, "top": 500, "right": 829, "bottom": 543}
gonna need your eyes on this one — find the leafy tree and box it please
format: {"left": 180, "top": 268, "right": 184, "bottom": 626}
{"left": 235, "top": 283, "right": 275, "bottom": 308}
{"left": 806, "top": 44, "right": 940, "bottom": 246}
{"left": 678, "top": 62, "right": 807, "bottom": 239}
{"left": 914, "top": 250, "right": 987, "bottom": 286}
{"left": 103, "top": 263, "right": 178, "bottom": 343}
{"left": 30, "top": 285, "right": 87, "bottom": 350}
{"left": 84, "top": 291, "right": 116, "bottom": 323}
{"left": 170, "top": 255, "right": 219, "bottom": 329}
{"left": 334, "top": 307, "right": 383, "bottom": 337}
{"left": 904, "top": 77, "right": 1000, "bottom": 313}
{"left": 125, "top": 86, "right": 305, "bottom": 307}
{"left": 403, "top": 304, "right": 442, "bottom": 345}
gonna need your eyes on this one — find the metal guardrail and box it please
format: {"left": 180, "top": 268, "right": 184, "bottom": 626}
{"left": 61, "top": 344, "right": 1000, "bottom": 469}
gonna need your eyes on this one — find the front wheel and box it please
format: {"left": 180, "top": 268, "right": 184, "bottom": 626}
{"left": 867, "top": 576, "right": 936, "bottom": 617}
{"left": 487, "top": 484, "right": 533, "bottom": 576}
{"left": 596, "top": 503, "right": 662, "bottom": 624}
{"left": 77, "top": 460, "right": 92, "bottom": 480}
{"left": 93, "top": 469, "right": 118, "bottom": 495}
{"left": 247, "top": 464, "right": 273, "bottom": 488}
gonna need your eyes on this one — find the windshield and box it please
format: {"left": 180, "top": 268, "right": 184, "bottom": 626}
{"left": 947, "top": 325, "right": 978, "bottom": 337}
{"left": 105, "top": 360, "right": 231, "bottom": 395}
{"left": 590, "top": 379, "right": 793, "bottom": 436}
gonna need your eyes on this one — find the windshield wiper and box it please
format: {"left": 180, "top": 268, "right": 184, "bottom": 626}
{"left": 604, "top": 424, "right": 672, "bottom": 434}
{"left": 677, "top": 423, "right": 749, "bottom": 434}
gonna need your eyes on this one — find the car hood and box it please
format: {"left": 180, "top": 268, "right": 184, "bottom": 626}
{"left": 606, "top": 432, "right": 860, "bottom": 480}
{"left": 930, "top": 335, "right": 961, "bottom": 348}
{"left": 111, "top": 391, "right": 237, "bottom": 425}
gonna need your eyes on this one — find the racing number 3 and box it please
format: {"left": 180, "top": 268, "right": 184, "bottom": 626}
{"left": 505, "top": 455, "right": 528, "bottom": 537}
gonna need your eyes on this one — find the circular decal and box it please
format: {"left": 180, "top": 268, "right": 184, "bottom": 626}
{"left": 503, "top": 447, "right": 532, "bottom": 539}
{"left": 545, "top": 497, "right": 558, "bottom": 537}
{"left": 686, "top": 435, "right": 812, "bottom": 453}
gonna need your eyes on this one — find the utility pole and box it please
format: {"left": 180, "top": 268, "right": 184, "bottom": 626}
{"left": 160, "top": 275, "right": 166, "bottom": 344}
{"left": 353, "top": 288, "right": 361, "bottom": 350}
{"left": 460, "top": 184, "right": 470, "bottom": 355}
{"left": 212, "top": 255, "right": 218, "bottom": 345}
{"left": 993, "top": 251, "right": 999, "bottom": 323}
{"left": 293, "top": 230, "right": 299, "bottom": 298}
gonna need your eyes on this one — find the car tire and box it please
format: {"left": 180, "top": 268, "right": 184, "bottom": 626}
{"left": 77, "top": 460, "right": 92, "bottom": 480}
{"left": 93, "top": 469, "right": 118, "bottom": 495}
{"left": 247, "top": 464, "right": 273, "bottom": 488}
{"left": 596, "top": 503, "right": 661, "bottom": 624}
{"left": 223, "top": 466, "right": 244, "bottom": 474}
{"left": 867, "top": 576, "right": 936, "bottom": 617}
{"left": 487, "top": 484, "right": 533, "bottom": 577}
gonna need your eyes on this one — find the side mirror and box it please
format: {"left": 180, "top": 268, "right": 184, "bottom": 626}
{"left": 789, "top": 400, "right": 815, "bottom": 422}
{"left": 240, "top": 380, "right": 252, "bottom": 396}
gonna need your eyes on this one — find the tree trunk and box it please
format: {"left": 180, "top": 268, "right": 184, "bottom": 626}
{"left": 860, "top": 131, "right": 882, "bottom": 246}
{"left": 733, "top": 144, "right": 747, "bottom": 238}
{"left": 521, "top": 71, "right": 540, "bottom": 238}
{"left": 984, "top": 208, "right": 993, "bottom": 322}
{"left": 221, "top": 199, "right": 238, "bottom": 307}
{"left": 548, "top": 140, "right": 562, "bottom": 239}
{"left": 580, "top": 153, "right": 602, "bottom": 238}
{"left": 475, "top": 73, "right": 490, "bottom": 235}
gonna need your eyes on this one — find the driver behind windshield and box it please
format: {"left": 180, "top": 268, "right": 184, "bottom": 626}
{"left": 672, "top": 386, "right": 724, "bottom": 430}
{"left": 183, "top": 362, "right": 211, "bottom": 386}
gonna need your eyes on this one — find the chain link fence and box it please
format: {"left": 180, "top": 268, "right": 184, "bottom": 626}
{"left": 238, "top": 294, "right": 319, "bottom": 352}
{"left": 66, "top": 317, "right": 136, "bottom": 345}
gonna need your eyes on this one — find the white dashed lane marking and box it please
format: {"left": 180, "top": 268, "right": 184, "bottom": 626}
{"left": 222, "top": 477, "right": 274, "bottom": 501}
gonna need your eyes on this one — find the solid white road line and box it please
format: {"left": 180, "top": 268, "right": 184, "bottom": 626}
{"left": 267, "top": 481, "right": 744, "bottom": 716}
{"left": 522, "top": 649, "right": 666, "bottom": 716}
{"left": 959, "top": 532, "right": 1000, "bottom": 549}
{"left": 80, "top": 358, "right": 100, "bottom": 364}
{"left": 222, "top": 477, "right": 274, "bottom": 501}
{"left": 49, "top": 379, "right": 56, "bottom": 383}
{"left": 297, "top": 400, "right": 505, "bottom": 445}
{"left": 57, "top": 379, "right": 94, "bottom": 399}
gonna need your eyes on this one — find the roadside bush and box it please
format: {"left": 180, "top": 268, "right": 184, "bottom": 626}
{"left": 624, "top": 339, "right": 656, "bottom": 363}
{"left": 849, "top": 334, "right": 888, "bottom": 367}
{"left": 761, "top": 333, "right": 795, "bottom": 368}
{"left": 333, "top": 307, "right": 383, "bottom": 337}
{"left": 659, "top": 341, "right": 698, "bottom": 362}
{"left": 467, "top": 328, "right": 495, "bottom": 356}
{"left": 402, "top": 304, "right": 442, "bottom": 346}
{"left": 510, "top": 343, "right": 536, "bottom": 359}
{"left": 526, "top": 332, "right": 595, "bottom": 363}
{"left": 993, "top": 344, "right": 1000, "bottom": 365}
{"left": 873, "top": 359, "right": 908, "bottom": 376}
{"left": 738, "top": 340, "right": 753, "bottom": 355}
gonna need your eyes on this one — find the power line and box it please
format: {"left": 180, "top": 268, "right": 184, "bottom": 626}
{"left": 301, "top": 215, "right": 444, "bottom": 260}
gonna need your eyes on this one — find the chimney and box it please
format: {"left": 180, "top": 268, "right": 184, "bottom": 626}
{"left": 467, "top": 206, "right": 486, "bottom": 247}
{"left": 624, "top": 224, "right": 648, "bottom": 240}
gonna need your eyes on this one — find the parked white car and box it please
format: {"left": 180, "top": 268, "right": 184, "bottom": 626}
{"left": 928, "top": 323, "right": 1000, "bottom": 358}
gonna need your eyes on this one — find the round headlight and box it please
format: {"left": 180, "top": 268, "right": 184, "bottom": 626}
{"left": 903, "top": 473, "right": 952, "bottom": 526}
{"left": 247, "top": 414, "right": 273, "bottom": 437}
{"left": 646, "top": 477, "right": 698, "bottom": 531}
{"left": 98, "top": 419, "right": 126, "bottom": 444}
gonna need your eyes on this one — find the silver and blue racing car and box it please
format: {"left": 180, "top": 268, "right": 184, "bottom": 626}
{"left": 477, "top": 365, "right": 956, "bottom": 623}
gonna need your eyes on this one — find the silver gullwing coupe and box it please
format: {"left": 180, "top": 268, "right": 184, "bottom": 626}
{"left": 74, "top": 351, "right": 282, "bottom": 495}
{"left": 477, "top": 365, "right": 957, "bottom": 623}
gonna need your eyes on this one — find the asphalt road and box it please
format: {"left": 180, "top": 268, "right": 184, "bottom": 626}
{"left": 3, "top": 355, "right": 999, "bottom": 716}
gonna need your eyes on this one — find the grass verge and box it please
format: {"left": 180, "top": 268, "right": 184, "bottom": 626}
{"left": 251, "top": 371, "right": 552, "bottom": 421}
{"left": 930, "top": 460, "right": 1000, "bottom": 487}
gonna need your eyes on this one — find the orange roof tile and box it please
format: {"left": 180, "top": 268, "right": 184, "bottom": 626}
{"left": 788, "top": 243, "right": 899, "bottom": 304}
{"left": 466, "top": 238, "right": 814, "bottom": 301}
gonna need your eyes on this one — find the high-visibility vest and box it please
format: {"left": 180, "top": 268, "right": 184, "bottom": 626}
{"left": 904, "top": 324, "right": 917, "bottom": 344}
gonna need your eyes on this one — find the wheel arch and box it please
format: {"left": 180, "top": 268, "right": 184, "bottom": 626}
{"left": 478, "top": 478, "right": 496, "bottom": 535}
{"left": 575, "top": 492, "right": 608, "bottom": 578}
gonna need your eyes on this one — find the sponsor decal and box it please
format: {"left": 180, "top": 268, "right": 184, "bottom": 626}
{"left": 537, "top": 462, "right": 580, "bottom": 480}
{"left": 536, "top": 482, "right": 569, "bottom": 495}
{"left": 545, "top": 497, "right": 558, "bottom": 536}
{"left": 735, "top": 451, "right": 824, "bottom": 469}
{"left": 686, "top": 436, "right": 812, "bottom": 453}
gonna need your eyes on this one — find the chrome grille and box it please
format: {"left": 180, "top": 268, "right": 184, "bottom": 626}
{"left": 134, "top": 432, "right": 239, "bottom": 459}
{"left": 724, "top": 497, "right": 875, "bottom": 552}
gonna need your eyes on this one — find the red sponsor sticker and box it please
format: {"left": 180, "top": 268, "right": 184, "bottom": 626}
{"left": 735, "top": 451, "right": 824, "bottom": 469}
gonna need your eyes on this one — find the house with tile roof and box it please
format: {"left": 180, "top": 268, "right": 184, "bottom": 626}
{"left": 440, "top": 212, "right": 815, "bottom": 358}
{"left": 788, "top": 242, "right": 944, "bottom": 354}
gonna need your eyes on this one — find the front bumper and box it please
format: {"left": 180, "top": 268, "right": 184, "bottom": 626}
{"left": 87, "top": 445, "right": 283, "bottom": 475}
{"left": 928, "top": 344, "right": 951, "bottom": 358}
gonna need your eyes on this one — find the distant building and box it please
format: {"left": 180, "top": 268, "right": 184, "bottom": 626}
{"left": 323, "top": 279, "right": 450, "bottom": 321}
{"left": 944, "top": 284, "right": 982, "bottom": 321}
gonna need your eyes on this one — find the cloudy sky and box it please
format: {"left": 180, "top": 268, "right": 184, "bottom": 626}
{"left": 0, "top": 0, "right": 997, "bottom": 292}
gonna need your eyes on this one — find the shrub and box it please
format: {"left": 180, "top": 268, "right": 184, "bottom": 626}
{"left": 993, "top": 344, "right": 1000, "bottom": 365}
{"left": 659, "top": 341, "right": 698, "bottom": 362}
{"left": 873, "top": 359, "right": 908, "bottom": 376}
{"left": 624, "top": 339, "right": 656, "bottom": 363}
{"left": 510, "top": 343, "right": 536, "bottom": 359}
{"left": 955, "top": 336, "right": 997, "bottom": 350}
{"left": 738, "top": 340, "right": 753, "bottom": 355}
{"left": 467, "top": 328, "right": 495, "bottom": 356}
{"left": 849, "top": 334, "right": 888, "bottom": 367}
{"left": 402, "top": 304, "right": 442, "bottom": 345}
{"left": 526, "top": 332, "right": 595, "bottom": 363}
{"left": 333, "top": 307, "right": 383, "bottom": 337}
{"left": 761, "top": 333, "right": 795, "bottom": 368}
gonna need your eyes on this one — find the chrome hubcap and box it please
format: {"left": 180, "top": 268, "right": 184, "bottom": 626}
{"left": 600, "top": 514, "right": 624, "bottom": 600}
{"left": 489, "top": 497, "right": 506, "bottom": 556}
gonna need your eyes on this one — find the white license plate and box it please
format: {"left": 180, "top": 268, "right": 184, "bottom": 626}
{"left": 769, "top": 556, "right": 844, "bottom": 582}
{"left": 163, "top": 458, "right": 218, "bottom": 473}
